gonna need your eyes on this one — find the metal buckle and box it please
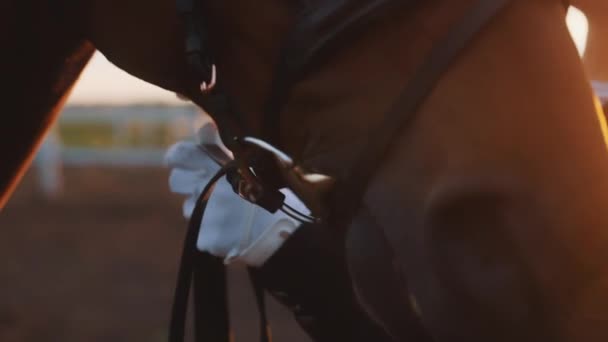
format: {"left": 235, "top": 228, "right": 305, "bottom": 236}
{"left": 199, "top": 64, "right": 217, "bottom": 94}
{"left": 240, "top": 137, "right": 294, "bottom": 167}
{"left": 239, "top": 137, "right": 335, "bottom": 218}
{"left": 237, "top": 173, "right": 263, "bottom": 203}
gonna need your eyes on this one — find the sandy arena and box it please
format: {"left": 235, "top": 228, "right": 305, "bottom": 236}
{"left": 0, "top": 166, "right": 309, "bottom": 342}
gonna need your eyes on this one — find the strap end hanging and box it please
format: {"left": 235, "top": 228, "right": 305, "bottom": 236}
{"left": 200, "top": 64, "right": 217, "bottom": 94}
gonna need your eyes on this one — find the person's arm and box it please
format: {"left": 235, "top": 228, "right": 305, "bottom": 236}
{"left": 252, "top": 222, "right": 394, "bottom": 341}
{"left": 165, "top": 123, "right": 393, "bottom": 341}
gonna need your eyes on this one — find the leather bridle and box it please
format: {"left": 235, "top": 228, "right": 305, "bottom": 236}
{"left": 174, "top": 0, "right": 518, "bottom": 224}
{"left": 169, "top": 0, "right": 571, "bottom": 341}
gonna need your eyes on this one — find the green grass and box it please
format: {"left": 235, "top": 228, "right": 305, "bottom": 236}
{"left": 59, "top": 123, "right": 115, "bottom": 148}
{"left": 58, "top": 122, "right": 183, "bottom": 149}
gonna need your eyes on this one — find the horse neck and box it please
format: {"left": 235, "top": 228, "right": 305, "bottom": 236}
{"left": 357, "top": 2, "right": 608, "bottom": 340}
{"left": 281, "top": 0, "right": 601, "bottom": 174}
{"left": 207, "top": 0, "right": 599, "bottom": 175}
{"left": 396, "top": 3, "right": 608, "bottom": 339}
{"left": 202, "top": 1, "right": 479, "bottom": 162}
{"left": 265, "top": 0, "right": 504, "bottom": 174}
{"left": 571, "top": 0, "right": 608, "bottom": 79}
{"left": 201, "top": 0, "right": 296, "bottom": 136}
{"left": 440, "top": 0, "right": 599, "bottom": 134}
{"left": 580, "top": 3, "right": 608, "bottom": 80}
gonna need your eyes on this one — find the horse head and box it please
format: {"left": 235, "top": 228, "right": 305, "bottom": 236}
{"left": 5, "top": 0, "right": 608, "bottom": 341}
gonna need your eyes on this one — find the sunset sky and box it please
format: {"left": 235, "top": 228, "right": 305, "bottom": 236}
{"left": 65, "top": 7, "right": 590, "bottom": 106}
{"left": 65, "top": 52, "right": 185, "bottom": 106}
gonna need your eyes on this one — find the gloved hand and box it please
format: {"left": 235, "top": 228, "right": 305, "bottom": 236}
{"left": 164, "top": 121, "right": 310, "bottom": 267}
{"left": 164, "top": 121, "right": 226, "bottom": 218}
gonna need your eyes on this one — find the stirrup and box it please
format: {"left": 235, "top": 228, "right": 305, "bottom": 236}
{"left": 240, "top": 137, "right": 335, "bottom": 219}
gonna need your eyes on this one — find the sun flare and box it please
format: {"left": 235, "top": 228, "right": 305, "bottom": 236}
{"left": 566, "top": 6, "right": 589, "bottom": 58}
{"left": 65, "top": 6, "right": 592, "bottom": 105}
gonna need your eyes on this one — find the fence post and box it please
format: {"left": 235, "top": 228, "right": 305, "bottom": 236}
{"left": 35, "top": 126, "right": 64, "bottom": 198}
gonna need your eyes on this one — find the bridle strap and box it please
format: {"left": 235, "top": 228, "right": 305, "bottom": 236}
{"left": 168, "top": 166, "right": 231, "bottom": 342}
{"left": 176, "top": 0, "right": 252, "bottom": 158}
{"left": 262, "top": 0, "right": 410, "bottom": 145}
{"left": 331, "top": 0, "right": 514, "bottom": 225}
{"left": 176, "top": 0, "right": 214, "bottom": 86}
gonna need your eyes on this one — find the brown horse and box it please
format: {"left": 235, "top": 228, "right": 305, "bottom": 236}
{"left": 4, "top": 0, "right": 608, "bottom": 341}
{"left": 571, "top": 0, "right": 608, "bottom": 80}
{"left": 347, "top": 1, "right": 608, "bottom": 340}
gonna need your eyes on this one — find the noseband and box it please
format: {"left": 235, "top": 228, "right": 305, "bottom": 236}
{"left": 169, "top": 0, "right": 569, "bottom": 341}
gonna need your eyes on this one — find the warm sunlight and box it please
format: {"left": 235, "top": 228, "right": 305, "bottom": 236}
{"left": 66, "top": 6, "right": 592, "bottom": 105}
{"left": 566, "top": 6, "right": 589, "bottom": 57}
{"left": 66, "top": 52, "right": 184, "bottom": 106}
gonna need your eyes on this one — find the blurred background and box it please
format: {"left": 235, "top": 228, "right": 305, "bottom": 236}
{"left": 0, "top": 5, "right": 605, "bottom": 342}
{"left": 0, "top": 52, "right": 308, "bottom": 342}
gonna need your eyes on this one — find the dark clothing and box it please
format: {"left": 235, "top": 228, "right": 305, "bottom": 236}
{"left": 253, "top": 223, "right": 394, "bottom": 342}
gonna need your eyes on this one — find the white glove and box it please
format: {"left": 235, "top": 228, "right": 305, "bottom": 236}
{"left": 165, "top": 141, "right": 221, "bottom": 218}
{"left": 164, "top": 122, "right": 309, "bottom": 267}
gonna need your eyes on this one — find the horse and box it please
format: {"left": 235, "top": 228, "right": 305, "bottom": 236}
{"left": 4, "top": 0, "right": 608, "bottom": 341}
{"left": 571, "top": 0, "right": 608, "bottom": 80}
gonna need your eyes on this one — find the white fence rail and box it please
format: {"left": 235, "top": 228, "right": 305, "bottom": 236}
{"left": 33, "top": 105, "right": 204, "bottom": 197}
{"left": 60, "top": 147, "right": 168, "bottom": 167}
{"left": 31, "top": 83, "right": 608, "bottom": 198}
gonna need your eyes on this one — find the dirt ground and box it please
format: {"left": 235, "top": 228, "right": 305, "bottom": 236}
{"left": 0, "top": 166, "right": 310, "bottom": 342}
